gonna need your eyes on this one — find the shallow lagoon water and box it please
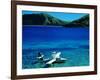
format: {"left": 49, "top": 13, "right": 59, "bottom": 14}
{"left": 22, "top": 26, "right": 89, "bottom": 69}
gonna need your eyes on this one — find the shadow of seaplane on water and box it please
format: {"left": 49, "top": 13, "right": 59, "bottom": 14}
{"left": 33, "top": 51, "right": 67, "bottom": 68}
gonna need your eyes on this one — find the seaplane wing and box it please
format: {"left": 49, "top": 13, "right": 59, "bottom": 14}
{"left": 52, "top": 52, "right": 61, "bottom": 59}
{"left": 46, "top": 59, "right": 56, "bottom": 64}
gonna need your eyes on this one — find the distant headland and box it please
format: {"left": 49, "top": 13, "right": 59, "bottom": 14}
{"left": 23, "top": 13, "right": 89, "bottom": 27}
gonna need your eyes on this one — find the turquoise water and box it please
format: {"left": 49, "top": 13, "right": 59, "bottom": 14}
{"left": 22, "top": 26, "right": 89, "bottom": 69}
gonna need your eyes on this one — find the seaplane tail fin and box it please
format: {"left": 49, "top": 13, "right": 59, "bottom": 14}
{"left": 37, "top": 52, "right": 44, "bottom": 59}
{"left": 53, "top": 52, "right": 61, "bottom": 59}
{"left": 52, "top": 53, "right": 56, "bottom": 59}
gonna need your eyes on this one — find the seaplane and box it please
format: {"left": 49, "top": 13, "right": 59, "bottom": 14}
{"left": 36, "top": 51, "right": 67, "bottom": 68}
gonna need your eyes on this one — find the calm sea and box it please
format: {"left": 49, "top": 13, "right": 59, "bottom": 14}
{"left": 22, "top": 26, "right": 89, "bottom": 69}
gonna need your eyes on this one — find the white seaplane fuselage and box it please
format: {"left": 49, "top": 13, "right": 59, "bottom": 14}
{"left": 46, "top": 52, "right": 67, "bottom": 65}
